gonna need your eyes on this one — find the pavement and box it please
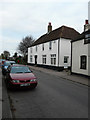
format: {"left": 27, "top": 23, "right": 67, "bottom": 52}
{"left": 0, "top": 68, "right": 12, "bottom": 119}
{"left": 29, "top": 65, "right": 89, "bottom": 86}
{"left": 0, "top": 68, "right": 2, "bottom": 120}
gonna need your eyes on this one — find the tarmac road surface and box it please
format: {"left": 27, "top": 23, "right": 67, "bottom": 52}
{"left": 6, "top": 68, "right": 88, "bottom": 118}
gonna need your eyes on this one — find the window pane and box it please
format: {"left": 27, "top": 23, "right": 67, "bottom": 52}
{"left": 80, "top": 56, "right": 87, "bottom": 69}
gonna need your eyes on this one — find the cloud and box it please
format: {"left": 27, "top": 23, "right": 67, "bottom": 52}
{"left": 0, "top": 0, "right": 89, "bottom": 55}
{"left": 1, "top": 0, "right": 89, "bottom": 3}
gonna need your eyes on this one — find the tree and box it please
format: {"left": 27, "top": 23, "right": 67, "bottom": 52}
{"left": 0, "top": 53, "right": 4, "bottom": 59}
{"left": 13, "top": 52, "right": 17, "bottom": 58}
{"left": 18, "top": 36, "right": 35, "bottom": 56}
{"left": 3, "top": 51, "right": 10, "bottom": 59}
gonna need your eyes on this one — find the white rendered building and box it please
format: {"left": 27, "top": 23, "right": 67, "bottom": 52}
{"left": 71, "top": 2, "right": 90, "bottom": 77}
{"left": 28, "top": 23, "right": 80, "bottom": 71}
{"left": 88, "top": 1, "right": 90, "bottom": 23}
{"left": 71, "top": 20, "right": 90, "bottom": 77}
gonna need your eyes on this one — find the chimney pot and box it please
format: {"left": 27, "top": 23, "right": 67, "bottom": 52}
{"left": 48, "top": 22, "right": 52, "bottom": 33}
{"left": 85, "top": 20, "right": 88, "bottom": 24}
{"left": 49, "top": 22, "right": 51, "bottom": 26}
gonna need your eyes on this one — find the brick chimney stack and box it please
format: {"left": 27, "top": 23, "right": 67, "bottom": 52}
{"left": 48, "top": 22, "right": 52, "bottom": 33}
{"left": 84, "top": 20, "right": 90, "bottom": 31}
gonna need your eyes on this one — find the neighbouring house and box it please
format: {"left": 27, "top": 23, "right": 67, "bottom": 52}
{"left": 88, "top": 1, "right": 90, "bottom": 23}
{"left": 71, "top": 20, "right": 90, "bottom": 77}
{"left": 71, "top": 1, "right": 90, "bottom": 77}
{"left": 28, "top": 23, "right": 80, "bottom": 71}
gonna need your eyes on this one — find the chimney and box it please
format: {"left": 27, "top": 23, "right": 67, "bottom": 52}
{"left": 48, "top": 22, "right": 52, "bottom": 33}
{"left": 84, "top": 20, "right": 90, "bottom": 31}
{"left": 85, "top": 20, "right": 88, "bottom": 24}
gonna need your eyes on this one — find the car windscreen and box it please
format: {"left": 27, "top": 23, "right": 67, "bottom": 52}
{"left": 4, "top": 62, "right": 11, "bottom": 66}
{"left": 10, "top": 61, "right": 16, "bottom": 65}
{"left": 10, "top": 66, "right": 32, "bottom": 73}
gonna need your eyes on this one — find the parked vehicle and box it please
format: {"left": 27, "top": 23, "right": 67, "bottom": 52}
{"left": 0, "top": 59, "right": 5, "bottom": 67}
{"left": 9, "top": 61, "right": 16, "bottom": 65}
{"left": 2, "top": 61, "right": 16, "bottom": 75}
{"left": 5, "top": 64, "right": 37, "bottom": 89}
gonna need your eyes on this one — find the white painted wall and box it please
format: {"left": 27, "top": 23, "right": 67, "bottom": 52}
{"left": 28, "top": 39, "right": 59, "bottom": 66}
{"left": 28, "top": 38, "right": 71, "bottom": 68}
{"left": 88, "top": 44, "right": 90, "bottom": 76}
{"left": 88, "top": 1, "right": 90, "bottom": 24}
{"left": 59, "top": 38, "right": 71, "bottom": 67}
{"left": 72, "top": 39, "right": 89, "bottom": 76}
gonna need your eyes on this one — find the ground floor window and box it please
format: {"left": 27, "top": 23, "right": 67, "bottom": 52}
{"left": 80, "top": 55, "right": 87, "bottom": 69}
{"left": 42, "top": 55, "right": 46, "bottom": 64}
{"left": 30, "top": 55, "right": 33, "bottom": 62}
{"left": 64, "top": 56, "right": 69, "bottom": 63}
{"left": 51, "top": 54, "right": 56, "bottom": 65}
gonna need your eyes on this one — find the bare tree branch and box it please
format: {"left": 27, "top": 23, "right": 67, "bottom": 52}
{"left": 17, "top": 35, "right": 35, "bottom": 56}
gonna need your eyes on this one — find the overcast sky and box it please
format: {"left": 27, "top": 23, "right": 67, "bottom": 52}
{"left": 0, "top": 0, "right": 89, "bottom": 56}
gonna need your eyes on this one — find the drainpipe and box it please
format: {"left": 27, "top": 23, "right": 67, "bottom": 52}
{"left": 58, "top": 38, "right": 60, "bottom": 67}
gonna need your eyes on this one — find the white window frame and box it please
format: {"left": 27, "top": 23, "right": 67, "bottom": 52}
{"left": 42, "top": 55, "right": 46, "bottom": 64}
{"left": 64, "top": 56, "right": 69, "bottom": 63}
{"left": 51, "top": 54, "right": 56, "bottom": 65}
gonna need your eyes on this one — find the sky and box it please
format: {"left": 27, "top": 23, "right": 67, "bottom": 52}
{"left": 0, "top": 0, "right": 89, "bottom": 56}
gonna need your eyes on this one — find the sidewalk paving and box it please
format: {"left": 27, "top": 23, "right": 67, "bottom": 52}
{"left": 29, "top": 65, "right": 88, "bottom": 86}
{"left": 0, "top": 69, "right": 2, "bottom": 120}
{"left": 0, "top": 68, "right": 12, "bottom": 119}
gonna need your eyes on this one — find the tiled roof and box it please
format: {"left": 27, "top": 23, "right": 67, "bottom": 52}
{"left": 31, "top": 25, "right": 80, "bottom": 47}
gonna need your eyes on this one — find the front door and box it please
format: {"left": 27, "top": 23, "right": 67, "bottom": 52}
{"left": 35, "top": 55, "right": 37, "bottom": 65}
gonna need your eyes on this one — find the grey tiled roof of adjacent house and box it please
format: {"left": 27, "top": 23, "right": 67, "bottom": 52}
{"left": 31, "top": 25, "right": 80, "bottom": 47}
{"left": 71, "top": 29, "right": 90, "bottom": 42}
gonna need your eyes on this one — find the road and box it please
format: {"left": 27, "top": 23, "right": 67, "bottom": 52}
{"left": 2, "top": 68, "right": 88, "bottom": 118}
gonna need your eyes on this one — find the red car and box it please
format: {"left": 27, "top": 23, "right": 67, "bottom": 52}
{"left": 5, "top": 64, "right": 37, "bottom": 89}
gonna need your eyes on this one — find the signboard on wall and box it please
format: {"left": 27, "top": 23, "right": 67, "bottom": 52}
{"left": 88, "top": 1, "right": 90, "bottom": 24}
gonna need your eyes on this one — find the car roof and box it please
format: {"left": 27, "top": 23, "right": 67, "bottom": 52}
{"left": 11, "top": 64, "right": 27, "bottom": 67}
{"left": 9, "top": 61, "right": 16, "bottom": 63}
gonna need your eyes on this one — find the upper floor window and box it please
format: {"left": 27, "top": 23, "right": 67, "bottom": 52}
{"left": 42, "top": 44, "right": 44, "bottom": 51}
{"left": 53, "top": 40, "right": 56, "bottom": 43}
{"left": 36, "top": 46, "right": 37, "bottom": 52}
{"left": 80, "top": 55, "right": 87, "bottom": 69}
{"left": 30, "top": 48, "right": 32, "bottom": 53}
{"left": 49, "top": 41, "right": 52, "bottom": 50}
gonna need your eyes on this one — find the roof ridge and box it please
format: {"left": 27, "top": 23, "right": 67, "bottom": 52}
{"left": 30, "top": 25, "right": 80, "bottom": 47}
